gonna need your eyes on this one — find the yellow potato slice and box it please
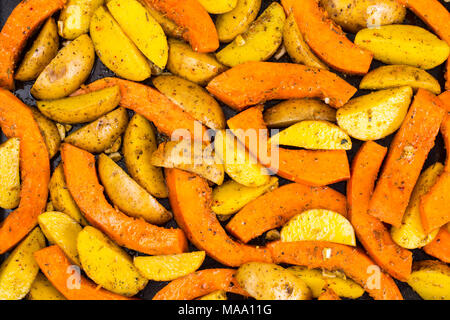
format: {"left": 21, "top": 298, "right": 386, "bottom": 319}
{"left": 212, "top": 177, "right": 278, "bottom": 215}
{"left": 216, "top": 2, "right": 285, "bottom": 67}
{"left": 355, "top": 25, "right": 450, "bottom": 70}
{"left": 391, "top": 163, "right": 442, "bottom": 249}
{"left": 58, "top": 0, "right": 104, "bottom": 40}
{"left": 407, "top": 260, "right": 450, "bottom": 300}
{"left": 27, "top": 273, "right": 66, "bottom": 300}
{"left": 77, "top": 226, "right": 148, "bottom": 296}
{"left": 90, "top": 6, "right": 151, "bottom": 81}
{"left": 214, "top": 130, "right": 270, "bottom": 187}
{"left": 360, "top": 65, "right": 441, "bottom": 94}
{"left": 98, "top": 153, "right": 172, "bottom": 225}
{"left": 269, "top": 120, "right": 352, "bottom": 150}
{"left": 199, "top": 290, "right": 228, "bottom": 300}
{"left": 37, "top": 86, "right": 121, "bottom": 124}
{"left": 38, "top": 211, "right": 83, "bottom": 266}
{"left": 216, "top": 0, "right": 262, "bottom": 43}
{"left": 0, "top": 228, "right": 46, "bottom": 300}
{"left": 134, "top": 251, "right": 205, "bottom": 282}
{"left": 30, "top": 107, "right": 61, "bottom": 159}
{"left": 0, "top": 138, "right": 20, "bottom": 210}
{"left": 107, "top": 0, "right": 168, "bottom": 69}
{"left": 198, "top": 0, "right": 237, "bottom": 14}
{"left": 264, "top": 99, "right": 336, "bottom": 128}
{"left": 236, "top": 262, "right": 311, "bottom": 300}
{"left": 123, "top": 114, "right": 167, "bottom": 198}
{"left": 151, "top": 140, "right": 225, "bottom": 185}
{"left": 336, "top": 86, "right": 412, "bottom": 141}
{"left": 287, "top": 266, "right": 364, "bottom": 299}
{"left": 153, "top": 75, "right": 226, "bottom": 129}
{"left": 281, "top": 209, "right": 356, "bottom": 246}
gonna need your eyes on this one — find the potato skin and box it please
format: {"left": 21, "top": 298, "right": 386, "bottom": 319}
{"left": 123, "top": 114, "right": 168, "bottom": 198}
{"left": 216, "top": 2, "right": 286, "bottom": 67}
{"left": 58, "top": 0, "right": 104, "bottom": 40}
{"left": 65, "top": 107, "right": 129, "bottom": 153}
{"left": 0, "top": 228, "right": 46, "bottom": 300}
{"left": 0, "top": 138, "right": 20, "bottom": 210}
{"left": 360, "top": 65, "right": 441, "bottom": 94}
{"left": 319, "top": 0, "right": 406, "bottom": 33}
{"left": 27, "top": 273, "right": 66, "bottom": 300}
{"left": 77, "top": 226, "right": 148, "bottom": 296}
{"left": 153, "top": 75, "right": 225, "bottom": 129}
{"left": 15, "top": 18, "right": 59, "bottom": 81}
{"left": 407, "top": 260, "right": 450, "bottom": 300}
{"left": 236, "top": 262, "right": 311, "bottom": 300}
{"left": 167, "top": 38, "right": 227, "bottom": 86}
{"left": 31, "top": 34, "right": 95, "bottom": 100}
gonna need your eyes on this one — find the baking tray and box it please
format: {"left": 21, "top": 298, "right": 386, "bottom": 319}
{"left": 0, "top": 0, "right": 449, "bottom": 300}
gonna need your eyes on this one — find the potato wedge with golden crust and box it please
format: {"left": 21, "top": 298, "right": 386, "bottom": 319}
{"left": 216, "top": 0, "right": 261, "bottom": 43}
{"left": 37, "top": 86, "right": 121, "bottom": 124}
{"left": 0, "top": 138, "right": 20, "bottom": 210}
{"left": 123, "top": 114, "right": 167, "bottom": 198}
{"left": 15, "top": 18, "right": 59, "bottom": 81}
{"left": 198, "top": 0, "right": 237, "bottom": 14}
{"left": 0, "top": 228, "right": 45, "bottom": 300}
{"left": 27, "top": 273, "right": 66, "bottom": 300}
{"left": 212, "top": 177, "right": 278, "bottom": 215}
{"left": 134, "top": 251, "right": 206, "bottom": 281}
{"left": 407, "top": 260, "right": 450, "bottom": 300}
{"left": 153, "top": 75, "right": 225, "bottom": 129}
{"left": 216, "top": 2, "right": 286, "bottom": 67}
{"left": 360, "top": 65, "right": 441, "bottom": 94}
{"left": 167, "top": 39, "right": 227, "bottom": 86}
{"left": 30, "top": 107, "right": 61, "bottom": 159}
{"left": 31, "top": 34, "right": 95, "bottom": 100}
{"left": 38, "top": 211, "right": 83, "bottom": 266}
{"left": 264, "top": 99, "right": 336, "bottom": 128}
{"left": 236, "top": 262, "right": 311, "bottom": 300}
{"left": 269, "top": 120, "right": 352, "bottom": 150}
{"left": 198, "top": 290, "right": 227, "bottom": 300}
{"left": 77, "top": 226, "right": 148, "bottom": 296}
{"left": 65, "top": 107, "right": 129, "bottom": 153}
{"left": 98, "top": 153, "right": 172, "bottom": 225}
{"left": 152, "top": 140, "right": 225, "bottom": 185}
{"left": 391, "top": 163, "right": 442, "bottom": 249}
{"left": 58, "top": 0, "right": 104, "bottom": 40}
{"left": 90, "top": 6, "right": 151, "bottom": 81}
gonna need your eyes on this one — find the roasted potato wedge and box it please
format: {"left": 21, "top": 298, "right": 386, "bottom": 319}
{"left": 15, "top": 18, "right": 59, "bottom": 81}
{"left": 151, "top": 140, "right": 225, "bottom": 185}
{"left": 215, "top": 0, "right": 262, "bottom": 43}
{"left": 236, "top": 262, "right": 311, "bottom": 300}
{"left": 31, "top": 34, "right": 95, "bottom": 100}
{"left": 30, "top": 107, "right": 61, "bottom": 159}
{"left": 355, "top": 25, "right": 450, "bottom": 70}
{"left": 216, "top": 2, "right": 286, "bottom": 67}
{"left": 407, "top": 260, "right": 450, "bottom": 300}
{"left": 27, "top": 273, "right": 66, "bottom": 300}
{"left": 98, "top": 153, "right": 172, "bottom": 224}
{"left": 123, "top": 114, "right": 167, "bottom": 198}
{"left": 336, "top": 86, "right": 412, "bottom": 141}
{"left": 0, "top": 138, "right": 20, "bottom": 210}
{"left": 38, "top": 211, "right": 82, "bottom": 266}
{"left": 360, "top": 65, "right": 441, "bottom": 94}
{"left": 198, "top": 0, "right": 237, "bottom": 14}
{"left": 133, "top": 251, "right": 206, "bottom": 281}
{"left": 65, "top": 107, "right": 129, "bottom": 153}
{"left": 153, "top": 75, "right": 225, "bottom": 129}
{"left": 391, "top": 163, "right": 442, "bottom": 249}
{"left": 214, "top": 130, "right": 270, "bottom": 187}
{"left": 58, "top": 0, "right": 104, "bottom": 40}
{"left": 107, "top": 0, "right": 168, "bottom": 69}
{"left": 167, "top": 38, "right": 227, "bottom": 86}
{"left": 283, "top": 14, "right": 327, "bottom": 70}
{"left": 269, "top": 120, "right": 352, "bottom": 150}
{"left": 37, "top": 86, "right": 121, "bottom": 124}
{"left": 281, "top": 209, "right": 356, "bottom": 246}
{"left": 319, "top": 0, "right": 406, "bottom": 33}
{"left": 199, "top": 290, "right": 227, "bottom": 300}
{"left": 90, "top": 6, "right": 151, "bottom": 81}
{"left": 0, "top": 228, "right": 45, "bottom": 300}
{"left": 143, "top": 3, "right": 184, "bottom": 39}
{"left": 212, "top": 177, "right": 278, "bottom": 215}
{"left": 49, "top": 165, "right": 88, "bottom": 225}
{"left": 77, "top": 226, "right": 148, "bottom": 296}
{"left": 287, "top": 266, "right": 364, "bottom": 299}
{"left": 264, "top": 99, "right": 336, "bottom": 128}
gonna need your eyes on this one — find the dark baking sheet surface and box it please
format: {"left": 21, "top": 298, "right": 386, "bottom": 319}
{"left": 0, "top": 0, "right": 449, "bottom": 300}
